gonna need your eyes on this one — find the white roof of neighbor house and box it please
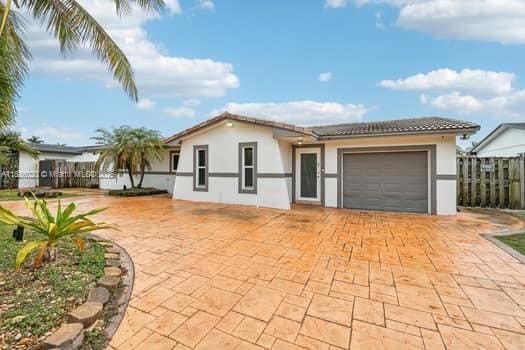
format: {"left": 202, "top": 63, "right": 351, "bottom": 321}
{"left": 470, "top": 123, "right": 525, "bottom": 153}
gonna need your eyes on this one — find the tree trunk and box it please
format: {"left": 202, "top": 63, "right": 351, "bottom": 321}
{"left": 44, "top": 246, "right": 57, "bottom": 262}
{"left": 126, "top": 164, "right": 135, "bottom": 188}
{"left": 137, "top": 162, "right": 146, "bottom": 188}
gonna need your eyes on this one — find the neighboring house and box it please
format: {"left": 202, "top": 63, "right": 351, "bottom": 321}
{"left": 164, "top": 112, "right": 479, "bottom": 215}
{"left": 470, "top": 123, "right": 525, "bottom": 157}
{"left": 17, "top": 143, "right": 177, "bottom": 192}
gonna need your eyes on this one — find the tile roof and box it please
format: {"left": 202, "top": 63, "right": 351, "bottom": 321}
{"left": 165, "top": 113, "right": 479, "bottom": 143}
{"left": 31, "top": 143, "right": 106, "bottom": 154}
{"left": 165, "top": 112, "right": 316, "bottom": 143}
{"left": 311, "top": 117, "right": 479, "bottom": 138}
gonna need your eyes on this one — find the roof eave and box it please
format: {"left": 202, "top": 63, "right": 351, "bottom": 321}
{"left": 315, "top": 127, "right": 480, "bottom": 140}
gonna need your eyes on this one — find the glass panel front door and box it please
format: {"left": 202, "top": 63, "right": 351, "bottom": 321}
{"left": 300, "top": 153, "right": 317, "bottom": 199}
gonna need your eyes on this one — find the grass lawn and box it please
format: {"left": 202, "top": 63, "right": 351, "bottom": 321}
{"left": 496, "top": 233, "right": 525, "bottom": 256}
{"left": 0, "top": 190, "right": 78, "bottom": 201}
{"left": 0, "top": 224, "right": 105, "bottom": 348}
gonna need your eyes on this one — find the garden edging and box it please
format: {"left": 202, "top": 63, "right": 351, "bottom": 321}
{"left": 42, "top": 236, "right": 135, "bottom": 349}
{"left": 481, "top": 228, "right": 525, "bottom": 264}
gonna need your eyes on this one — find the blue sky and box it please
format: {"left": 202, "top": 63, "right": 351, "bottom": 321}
{"left": 16, "top": 0, "right": 525, "bottom": 145}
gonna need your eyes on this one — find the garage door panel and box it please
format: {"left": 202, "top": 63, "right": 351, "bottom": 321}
{"left": 342, "top": 151, "right": 428, "bottom": 213}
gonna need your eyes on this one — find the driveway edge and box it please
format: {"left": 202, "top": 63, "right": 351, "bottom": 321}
{"left": 481, "top": 228, "right": 525, "bottom": 264}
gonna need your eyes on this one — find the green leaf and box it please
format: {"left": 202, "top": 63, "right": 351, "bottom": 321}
{"left": 16, "top": 240, "right": 47, "bottom": 268}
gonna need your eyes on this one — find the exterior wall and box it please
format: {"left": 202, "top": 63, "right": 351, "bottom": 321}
{"left": 98, "top": 149, "right": 176, "bottom": 193}
{"left": 18, "top": 151, "right": 99, "bottom": 188}
{"left": 476, "top": 128, "right": 525, "bottom": 157}
{"left": 318, "top": 133, "right": 458, "bottom": 215}
{"left": 173, "top": 124, "right": 458, "bottom": 215}
{"left": 173, "top": 122, "right": 293, "bottom": 210}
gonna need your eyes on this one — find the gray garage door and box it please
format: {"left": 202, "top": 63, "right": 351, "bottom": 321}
{"left": 342, "top": 151, "right": 428, "bottom": 213}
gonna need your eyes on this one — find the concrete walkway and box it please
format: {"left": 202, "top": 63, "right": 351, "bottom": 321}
{"left": 5, "top": 195, "right": 525, "bottom": 349}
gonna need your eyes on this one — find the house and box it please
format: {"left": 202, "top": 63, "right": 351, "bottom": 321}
{"left": 470, "top": 123, "right": 525, "bottom": 157}
{"left": 17, "top": 143, "right": 177, "bottom": 192}
{"left": 164, "top": 112, "right": 479, "bottom": 215}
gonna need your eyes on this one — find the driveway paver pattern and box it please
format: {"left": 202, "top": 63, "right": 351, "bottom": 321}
{"left": 5, "top": 195, "right": 525, "bottom": 349}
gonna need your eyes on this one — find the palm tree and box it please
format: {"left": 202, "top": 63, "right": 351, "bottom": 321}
{"left": 0, "top": 130, "right": 38, "bottom": 165}
{"left": 27, "top": 135, "right": 44, "bottom": 144}
{"left": 93, "top": 126, "right": 164, "bottom": 188}
{"left": 0, "top": 0, "right": 164, "bottom": 126}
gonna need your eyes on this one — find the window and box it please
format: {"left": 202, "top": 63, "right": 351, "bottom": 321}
{"left": 238, "top": 142, "right": 257, "bottom": 194}
{"left": 171, "top": 152, "right": 180, "bottom": 172}
{"left": 193, "top": 145, "right": 208, "bottom": 191}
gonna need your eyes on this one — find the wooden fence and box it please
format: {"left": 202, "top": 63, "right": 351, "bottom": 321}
{"left": 40, "top": 160, "right": 99, "bottom": 189}
{"left": 457, "top": 156, "right": 525, "bottom": 209}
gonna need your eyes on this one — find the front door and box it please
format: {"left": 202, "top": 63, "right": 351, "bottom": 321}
{"left": 295, "top": 148, "right": 321, "bottom": 203}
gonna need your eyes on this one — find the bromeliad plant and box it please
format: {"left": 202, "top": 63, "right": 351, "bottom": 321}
{"left": 0, "top": 196, "right": 115, "bottom": 268}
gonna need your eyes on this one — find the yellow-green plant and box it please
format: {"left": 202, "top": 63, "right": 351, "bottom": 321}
{"left": 0, "top": 196, "right": 115, "bottom": 268}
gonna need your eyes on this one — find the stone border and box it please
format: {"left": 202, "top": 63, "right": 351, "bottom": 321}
{"left": 42, "top": 236, "right": 135, "bottom": 349}
{"left": 481, "top": 228, "right": 525, "bottom": 264}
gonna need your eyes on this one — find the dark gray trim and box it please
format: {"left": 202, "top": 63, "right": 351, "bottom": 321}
{"left": 258, "top": 173, "right": 292, "bottom": 178}
{"left": 273, "top": 128, "right": 305, "bottom": 138}
{"left": 336, "top": 145, "right": 437, "bottom": 215}
{"left": 324, "top": 173, "right": 338, "bottom": 178}
{"left": 436, "top": 174, "right": 457, "bottom": 180}
{"left": 209, "top": 172, "right": 238, "bottom": 177}
{"left": 143, "top": 171, "right": 175, "bottom": 175}
{"left": 175, "top": 171, "right": 192, "bottom": 176}
{"left": 238, "top": 142, "right": 258, "bottom": 194}
{"left": 292, "top": 144, "right": 325, "bottom": 206}
{"left": 193, "top": 145, "right": 208, "bottom": 192}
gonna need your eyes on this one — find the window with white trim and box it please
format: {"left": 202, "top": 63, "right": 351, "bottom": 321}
{"left": 239, "top": 142, "right": 257, "bottom": 194}
{"left": 194, "top": 145, "right": 208, "bottom": 191}
{"left": 242, "top": 146, "right": 254, "bottom": 189}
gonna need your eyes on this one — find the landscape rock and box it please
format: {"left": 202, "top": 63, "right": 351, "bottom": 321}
{"left": 105, "top": 247, "right": 119, "bottom": 254}
{"left": 98, "top": 276, "right": 120, "bottom": 291}
{"left": 105, "top": 259, "right": 121, "bottom": 268}
{"left": 68, "top": 302, "right": 103, "bottom": 328}
{"left": 42, "top": 323, "right": 83, "bottom": 350}
{"left": 104, "top": 253, "right": 120, "bottom": 260}
{"left": 87, "top": 287, "right": 111, "bottom": 305}
{"left": 104, "top": 266, "right": 122, "bottom": 277}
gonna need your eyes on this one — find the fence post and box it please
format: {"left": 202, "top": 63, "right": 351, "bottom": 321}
{"left": 480, "top": 158, "right": 486, "bottom": 207}
{"left": 462, "top": 157, "right": 470, "bottom": 206}
{"left": 470, "top": 157, "right": 477, "bottom": 206}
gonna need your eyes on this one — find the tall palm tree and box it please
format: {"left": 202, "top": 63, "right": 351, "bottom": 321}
{"left": 0, "top": 0, "right": 164, "bottom": 126}
{"left": 27, "top": 135, "right": 43, "bottom": 144}
{"left": 93, "top": 126, "right": 164, "bottom": 188}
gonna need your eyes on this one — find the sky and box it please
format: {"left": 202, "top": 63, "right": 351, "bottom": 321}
{"left": 14, "top": 0, "right": 525, "bottom": 146}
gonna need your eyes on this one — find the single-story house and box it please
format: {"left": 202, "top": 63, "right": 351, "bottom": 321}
{"left": 470, "top": 123, "right": 525, "bottom": 157}
{"left": 164, "top": 112, "right": 479, "bottom": 215}
{"left": 17, "top": 143, "right": 177, "bottom": 192}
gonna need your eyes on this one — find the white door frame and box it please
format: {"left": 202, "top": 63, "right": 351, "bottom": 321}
{"left": 295, "top": 147, "right": 321, "bottom": 203}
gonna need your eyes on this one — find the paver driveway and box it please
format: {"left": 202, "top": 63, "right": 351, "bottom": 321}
{"left": 5, "top": 195, "right": 525, "bottom": 349}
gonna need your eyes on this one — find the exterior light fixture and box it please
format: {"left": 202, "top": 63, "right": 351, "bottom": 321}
{"left": 226, "top": 121, "right": 233, "bottom": 127}
{"left": 297, "top": 140, "right": 303, "bottom": 145}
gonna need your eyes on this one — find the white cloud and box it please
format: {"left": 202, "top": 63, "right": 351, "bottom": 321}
{"left": 199, "top": 0, "right": 215, "bottom": 10}
{"left": 422, "top": 92, "right": 484, "bottom": 113}
{"left": 325, "top": 0, "right": 349, "bottom": 8}
{"left": 164, "top": 0, "right": 182, "bottom": 14}
{"left": 183, "top": 98, "right": 201, "bottom": 107}
{"left": 163, "top": 107, "right": 196, "bottom": 118}
{"left": 379, "top": 68, "right": 515, "bottom": 96}
{"left": 318, "top": 72, "right": 332, "bottom": 82}
{"left": 350, "top": 0, "right": 525, "bottom": 44}
{"left": 215, "top": 101, "right": 369, "bottom": 126}
{"left": 19, "top": 123, "right": 91, "bottom": 145}
{"left": 23, "top": 0, "right": 239, "bottom": 98}
{"left": 383, "top": 68, "right": 525, "bottom": 116}
{"left": 137, "top": 98, "right": 156, "bottom": 110}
